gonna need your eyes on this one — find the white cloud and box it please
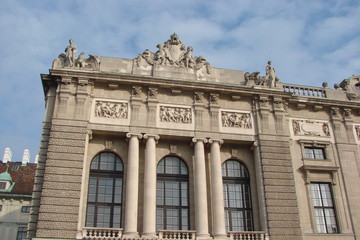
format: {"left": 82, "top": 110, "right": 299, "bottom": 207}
{"left": 0, "top": 0, "right": 359, "bottom": 158}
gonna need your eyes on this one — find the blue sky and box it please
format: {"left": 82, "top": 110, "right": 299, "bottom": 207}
{"left": 0, "top": 0, "right": 359, "bottom": 162}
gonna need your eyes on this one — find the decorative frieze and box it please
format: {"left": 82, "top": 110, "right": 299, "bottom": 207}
{"left": 94, "top": 100, "right": 128, "bottom": 119}
{"left": 221, "top": 111, "right": 252, "bottom": 129}
{"left": 157, "top": 104, "right": 194, "bottom": 130}
{"left": 90, "top": 99, "right": 130, "bottom": 126}
{"left": 159, "top": 105, "right": 192, "bottom": 124}
{"left": 219, "top": 110, "right": 254, "bottom": 135}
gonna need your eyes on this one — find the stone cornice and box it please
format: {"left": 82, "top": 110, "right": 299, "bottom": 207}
{"left": 42, "top": 69, "right": 360, "bottom": 109}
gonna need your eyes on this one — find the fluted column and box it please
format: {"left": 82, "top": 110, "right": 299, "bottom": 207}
{"left": 209, "top": 139, "right": 226, "bottom": 238}
{"left": 142, "top": 134, "right": 160, "bottom": 238}
{"left": 124, "top": 133, "right": 142, "bottom": 238}
{"left": 192, "top": 138, "right": 210, "bottom": 238}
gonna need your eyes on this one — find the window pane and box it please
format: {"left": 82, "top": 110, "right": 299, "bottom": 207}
{"left": 87, "top": 152, "right": 124, "bottom": 228}
{"left": 222, "top": 160, "right": 253, "bottom": 232}
{"left": 311, "top": 183, "right": 338, "bottom": 234}
{"left": 157, "top": 156, "right": 189, "bottom": 230}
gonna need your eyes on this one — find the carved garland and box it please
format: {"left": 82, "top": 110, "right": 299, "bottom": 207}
{"left": 292, "top": 119, "right": 330, "bottom": 137}
{"left": 159, "top": 106, "right": 192, "bottom": 124}
{"left": 221, "top": 111, "right": 252, "bottom": 129}
{"left": 94, "top": 101, "right": 128, "bottom": 119}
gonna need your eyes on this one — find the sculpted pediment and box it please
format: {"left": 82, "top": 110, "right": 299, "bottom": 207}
{"left": 135, "top": 33, "right": 212, "bottom": 75}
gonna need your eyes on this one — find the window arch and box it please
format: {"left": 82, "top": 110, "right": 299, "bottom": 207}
{"left": 156, "top": 156, "right": 189, "bottom": 230}
{"left": 222, "top": 160, "right": 253, "bottom": 232}
{"left": 86, "top": 152, "right": 124, "bottom": 228}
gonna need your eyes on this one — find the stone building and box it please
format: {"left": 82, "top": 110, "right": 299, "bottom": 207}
{"left": 28, "top": 34, "right": 360, "bottom": 240}
{"left": 0, "top": 148, "right": 37, "bottom": 240}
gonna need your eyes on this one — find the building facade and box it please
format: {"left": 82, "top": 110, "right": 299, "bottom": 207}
{"left": 28, "top": 34, "right": 360, "bottom": 240}
{"left": 1, "top": 148, "right": 37, "bottom": 240}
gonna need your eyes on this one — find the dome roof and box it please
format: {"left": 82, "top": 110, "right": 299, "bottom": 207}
{"left": 0, "top": 171, "right": 12, "bottom": 182}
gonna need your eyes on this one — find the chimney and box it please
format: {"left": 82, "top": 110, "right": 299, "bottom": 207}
{"left": 34, "top": 155, "right": 39, "bottom": 164}
{"left": 2, "top": 147, "right": 12, "bottom": 163}
{"left": 22, "top": 149, "right": 30, "bottom": 166}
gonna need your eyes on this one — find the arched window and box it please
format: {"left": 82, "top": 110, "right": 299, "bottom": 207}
{"left": 222, "top": 160, "right": 253, "bottom": 232}
{"left": 86, "top": 152, "right": 124, "bottom": 228}
{"left": 156, "top": 156, "right": 189, "bottom": 230}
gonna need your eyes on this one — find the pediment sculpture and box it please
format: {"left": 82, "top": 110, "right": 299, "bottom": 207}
{"left": 135, "top": 33, "right": 212, "bottom": 74}
{"left": 52, "top": 39, "right": 101, "bottom": 71}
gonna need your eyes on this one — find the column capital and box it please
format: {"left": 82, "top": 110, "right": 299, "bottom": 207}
{"left": 192, "top": 137, "right": 208, "bottom": 144}
{"left": 251, "top": 141, "right": 259, "bottom": 150}
{"left": 143, "top": 134, "right": 160, "bottom": 143}
{"left": 126, "top": 133, "right": 143, "bottom": 139}
{"left": 208, "top": 138, "right": 224, "bottom": 145}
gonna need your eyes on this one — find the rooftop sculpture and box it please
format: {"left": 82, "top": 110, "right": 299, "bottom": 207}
{"left": 52, "top": 39, "right": 101, "bottom": 71}
{"left": 135, "top": 33, "right": 212, "bottom": 74}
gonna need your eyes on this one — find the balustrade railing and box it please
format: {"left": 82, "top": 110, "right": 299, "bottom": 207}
{"left": 81, "top": 227, "right": 123, "bottom": 239}
{"left": 229, "top": 231, "right": 265, "bottom": 240}
{"left": 283, "top": 85, "right": 326, "bottom": 98}
{"left": 158, "top": 230, "right": 196, "bottom": 240}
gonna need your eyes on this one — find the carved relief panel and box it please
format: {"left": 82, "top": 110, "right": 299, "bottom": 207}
{"left": 90, "top": 99, "right": 130, "bottom": 125}
{"left": 157, "top": 104, "right": 194, "bottom": 130}
{"left": 290, "top": 118, "right": 333, "bottom": 142}
{"left": 219, "top": 110, "right": 254, "bottom": 135}
{"left": 353, "top": 125, "right": 360, "bottom": 143}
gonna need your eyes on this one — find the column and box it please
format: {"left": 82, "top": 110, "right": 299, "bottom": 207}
{"left": 124, "top": 133, "right": 142, "bottom": 238}
{"left": 209, "top": 139, "right": 226, "bottom": 238}
{"left": 192, "top": 138, "right": 210, "bottom": 238}
{"left": 142, "top": 134, "right": 160, "bottom": 238}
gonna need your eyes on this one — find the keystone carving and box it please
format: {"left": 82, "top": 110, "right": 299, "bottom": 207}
{"left": 52, "top": 39, "right": 100, "bottom": 71}
{"left": 135, "top": 33, "right": 212, "bottom": 74}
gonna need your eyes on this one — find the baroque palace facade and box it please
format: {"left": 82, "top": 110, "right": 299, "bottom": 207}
{"left": 28, "top": 34, "right": 360, "bottom": 240}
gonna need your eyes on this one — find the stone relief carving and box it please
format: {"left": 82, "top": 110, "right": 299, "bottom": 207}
{"left": 160, "top": 106, "right": 192, "bottom": 124}
{"left": 194, "top": 92, "right": 204, "bottom": 103}
{"left": 245, "top": 61, "right": 279, "bottom": 88}
{"left": 94, "top": 101, "right": 128, "bottom": 119}
{"left": 221, "top": 111, "right": 252, "bottom": 129}
{"left": 292, "top": 119, "right": 331, "bottom": 137}
{"left": 135, "top": 33, "right": 212, "bottom": 74}
{"left": 355, "top": 125, "right": 360, "bottom": 140}
{"left": 148, "top": 88, "right": 158, "bottom": 99}
{"left": 209, "top": 93, "right": 219, "bottom": 105}
{"left": 52, "top": 39, "right": 100, "bottom": 71}
{"left": 132, "top": 86, "right": 142, "bottom": 98}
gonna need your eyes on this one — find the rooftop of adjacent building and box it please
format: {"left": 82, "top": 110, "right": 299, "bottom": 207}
{"left": 0, "top": 147, "right": 37, "bottom": 197}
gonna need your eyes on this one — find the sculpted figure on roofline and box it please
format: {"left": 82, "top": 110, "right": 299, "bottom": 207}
{"left": 136, "top": 33, "right": 212, "bottom": 74}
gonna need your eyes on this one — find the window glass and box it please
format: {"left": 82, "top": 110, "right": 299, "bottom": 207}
{"left": 157, "top": 156, "right": 189, "bottom": 230}
{"left": 16, "top": 226, "right": 27, "bottom": 240}
{"left": 305, "top": 147, "right": 325, "bottom": 159}
{"left": 86, "top": 152, "right": 123, "bottom": 228}
{"left": 311, "top": 183, "right": 338, "bottom": 233}
{"left": 222, "top": 160, "right": 253, "bottom": 232}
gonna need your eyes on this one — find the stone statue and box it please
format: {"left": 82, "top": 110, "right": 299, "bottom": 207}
{"left": 64, "top": 39, "right": 78, "bottom": 67}
{"left": 134, "top": 33, "right": 212, "bottom": 74}
{"left": 184, "top": 46, "right": 193, "bottom": 68}
{"left": 52, "top": 39, "right": 101, "bottom": 71}
{"left": 265, "top": 61, "right": 276, "bottom": 87}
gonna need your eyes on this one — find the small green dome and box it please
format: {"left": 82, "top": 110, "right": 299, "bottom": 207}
{"left": 0, "top": 171, "right": 12, "bottom": 182}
